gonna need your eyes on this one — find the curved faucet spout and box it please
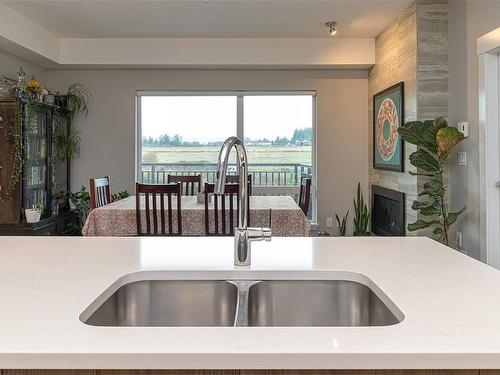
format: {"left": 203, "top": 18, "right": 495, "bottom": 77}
{"left": 214, "top": 136, "right": 248, "bottom": 232}
{"left": 214, "top": 136, "right": 270, "bottom": 266}
{"left": 215, "top": 136, "right": 248, "bottom": 196}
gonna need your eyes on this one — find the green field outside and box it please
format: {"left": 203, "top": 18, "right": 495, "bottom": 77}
{"left": 142, "top": 146, "right": 311, "bottom": 165}
{"left": 141, "top": 146, "right": 312, "bottom": 186}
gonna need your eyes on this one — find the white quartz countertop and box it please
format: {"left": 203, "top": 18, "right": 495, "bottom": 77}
{"left": 1, "top": 236, "right": 500, "bottom": 369}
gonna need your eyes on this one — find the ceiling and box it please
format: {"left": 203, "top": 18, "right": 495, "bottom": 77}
{"left": 2, "top": 0, "right": 412, "bottom": 39}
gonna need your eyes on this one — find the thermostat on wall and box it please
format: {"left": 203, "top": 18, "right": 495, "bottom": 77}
{"left": 457, "top": 122, "right": 469, "bottom": 137}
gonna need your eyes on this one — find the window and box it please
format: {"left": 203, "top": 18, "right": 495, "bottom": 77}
{"left": 136, "top": 91, "right": 316, "bottom": 221}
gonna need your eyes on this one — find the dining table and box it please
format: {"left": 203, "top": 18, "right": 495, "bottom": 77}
{"left": 82, "top": 195, "right": 311, "bottom": 237}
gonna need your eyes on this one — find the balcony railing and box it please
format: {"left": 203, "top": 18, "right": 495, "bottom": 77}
{"left": 140, "top": 162, "right": 312, "bottom": 195}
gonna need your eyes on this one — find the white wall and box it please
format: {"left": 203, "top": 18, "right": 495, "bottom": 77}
{"left": 47, "top": 69, "right": 368, "bottom": 232}
{"left": 0, "top": 48, "right": 47, "bottom": 85}
{"left": 448, "top": 0, "right": 500, "bottom": 260}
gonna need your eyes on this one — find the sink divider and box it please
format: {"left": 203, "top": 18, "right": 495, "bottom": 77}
{"left": 232, "top": 281, "right": 259, "bottom": 327}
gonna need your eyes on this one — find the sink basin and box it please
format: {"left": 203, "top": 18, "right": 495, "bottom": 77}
{"left": 84, "top": 280, "right": 238, "bottom": 326}
{"left": 81, "top": 274, "right": 402, "bottom": 327}
{"left": 247, "top": 280, "right": 400, "bottom": 326}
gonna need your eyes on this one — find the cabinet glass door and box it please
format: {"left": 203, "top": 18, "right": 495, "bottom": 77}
{"left": 23, "top": 107, "right": 49, "bottom": 210}
{"left": 50, "top": 113, "right": 69, "bottom": 208}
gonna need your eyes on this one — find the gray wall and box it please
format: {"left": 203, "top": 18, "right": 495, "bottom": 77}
{"left": 0, "top": 49, "right": 47, "bottom": 85}
{"left": 368, "top": 2, "right": 419, "bottom": 234}
{"left": 448, "top": 0, "right": 500, "bottom": 260}
{"left": 369, "top": 0, "right": 449, "bottom": 237}
{"left": 47, "top": 69, "right": 369, "bottom": 233}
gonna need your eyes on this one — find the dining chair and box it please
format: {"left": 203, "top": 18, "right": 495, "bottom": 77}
{"left": 298, "top": 177, "right": 312, "bottom": 216}
{"left": 135, "top": 182, "right": 182, "bottom": 236}
{"left": 204, "top": 182, "right": 242, "bottom": 236}
{"left": 222, "top": 174, "right": 253, "bottom": 196}
{"left": 89, "top": 176, "right": 111, "bottom": 209}
{"left": 167, "top": 174, "right": 202, "bottom": 196}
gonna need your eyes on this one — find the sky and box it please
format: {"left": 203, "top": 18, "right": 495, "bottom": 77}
{"left": 141, "top": 95, "right": 313, "bottom": 143}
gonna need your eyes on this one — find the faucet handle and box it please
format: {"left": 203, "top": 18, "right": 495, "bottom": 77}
{"left": 262, "top": 226, "right": 272, "bottom": 240}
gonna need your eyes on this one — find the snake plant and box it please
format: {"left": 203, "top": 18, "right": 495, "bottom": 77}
{"left": 353, "top": 183, "right": 370, "bottom": 236}
{"left": 335, "top": 210, "right": 349, "bottom": 236}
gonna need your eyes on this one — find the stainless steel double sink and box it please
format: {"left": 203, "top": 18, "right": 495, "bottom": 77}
{"left": 81, "top": 275, "right": 403, "bottom": 327}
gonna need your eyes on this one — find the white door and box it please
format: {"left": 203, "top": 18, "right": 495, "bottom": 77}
{"left": 479, "top": 50, "right": 500, "bottom": 268}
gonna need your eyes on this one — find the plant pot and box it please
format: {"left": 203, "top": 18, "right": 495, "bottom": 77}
{"left": 55, "top": 95, "right": 67, "bottom": 108}
{"left": 44, "top": 94, "right": 55, "bottom": 106}
{"left": 25, "top": 209, "right": 41, "bottom": 223}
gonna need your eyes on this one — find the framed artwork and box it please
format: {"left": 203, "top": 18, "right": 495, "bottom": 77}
{"left": 373, "top": 82, "right": 404, "bottom": 172}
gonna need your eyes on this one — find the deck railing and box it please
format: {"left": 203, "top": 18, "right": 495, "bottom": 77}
{"left": 140, "top": 162, "right": 312, "bottom": 195}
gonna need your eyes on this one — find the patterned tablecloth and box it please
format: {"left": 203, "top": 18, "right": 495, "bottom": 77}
{"left": 82, "top": 195, "right": 310, "bottom": 237}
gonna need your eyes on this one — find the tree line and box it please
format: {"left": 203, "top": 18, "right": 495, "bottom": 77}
{"left": 142, "top": 127, "right": 312, "bottom": 147}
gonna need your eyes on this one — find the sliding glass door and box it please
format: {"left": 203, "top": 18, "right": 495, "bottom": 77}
{"left": 243, "top": 95, "right": 313, "bottom": 196}
{"left": 136, "top": 91, "right": 316, "bottom": 221}
{"left": 139, "top": 95, "right": 237, "bottom": 184}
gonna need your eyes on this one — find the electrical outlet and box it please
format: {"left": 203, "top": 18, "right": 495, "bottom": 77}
{"left": 458, "top": 152, "right": 467, "bottom": 166}
{"left": 456, "top": 231, "right": 463, "bottom": 249}
{"left": 326, "top": 217, "right": 333, "bottom": 227}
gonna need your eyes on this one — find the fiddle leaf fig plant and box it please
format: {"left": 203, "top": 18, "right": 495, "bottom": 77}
{"left": 398, "top": 117, "right": 465, "bottom": 246}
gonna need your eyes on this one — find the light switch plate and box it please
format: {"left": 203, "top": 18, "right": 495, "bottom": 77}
{"left": 457, "top": 122, "right": 469, "bottom": 137}
{"left": 326, "top": 217, "right": 333, "bottom": 227}
{"left": 458, "top": 152, "right": 467, "bottom": 166}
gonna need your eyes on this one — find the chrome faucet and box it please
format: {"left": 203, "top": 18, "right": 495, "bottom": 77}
{"left": 215, "top": 136, "right": 272, "bottom": 266}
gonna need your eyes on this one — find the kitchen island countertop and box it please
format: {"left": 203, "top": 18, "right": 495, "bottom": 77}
{"left": 0, "top": 236, "right": 499, "bottom": 370}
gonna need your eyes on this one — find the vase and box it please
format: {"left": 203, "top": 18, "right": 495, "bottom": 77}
{"left": 25, "top": 209, "right": 41, "bottom": 224}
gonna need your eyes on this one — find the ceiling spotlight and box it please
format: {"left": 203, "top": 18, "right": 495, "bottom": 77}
{"left": 325, "top": 21, "right": 337, "bottom": 36}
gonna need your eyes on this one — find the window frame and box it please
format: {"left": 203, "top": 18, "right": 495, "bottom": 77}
{"left": 135, "top": 90, "right": 317, "bottom": 223}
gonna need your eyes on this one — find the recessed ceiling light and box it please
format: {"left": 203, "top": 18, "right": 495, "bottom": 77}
{"left": 325, "top": 22, "right": 337, "bottom": 36}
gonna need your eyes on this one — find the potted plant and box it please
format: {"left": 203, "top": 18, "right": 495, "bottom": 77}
{"left": 335, "top": 210, "right": 349, "bottom": 236}
{"left": 111, "top": 190, "right": 130, "bottom": 202}
{"left": 65, "top": 83, "right": 90, "bottom": 120}
{"left": 353, "top": 183, "right": 370, "bottom": 236}
{"left": 25, "top": 202, "right": 44, "bottom": 223}
{"left": 69, "top": 186, "right": 91, "bottom": 234}
{"left": 398, "top": 117, "right": 465, "bottom": 246}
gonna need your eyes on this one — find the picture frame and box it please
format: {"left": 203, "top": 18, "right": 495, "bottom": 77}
{"left": 372, "top": 82, "right": 404, "bottom": 172}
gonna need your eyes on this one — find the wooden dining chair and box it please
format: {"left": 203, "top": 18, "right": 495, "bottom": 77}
{"left": 222, "top": 174, "right": 253, "bottom": 196}
{"left": 89, "top": 176, "right": 111, "bottom": 209}
{"left": 298, "top": 177, "right": 312, "bottom": 216}
{"left": 167, "top": 174, "right": 202, "bottom": 196}
{"left": 204, "top": 182, "right": 241, "bottom": 236}
{"left": 135, "top": 182, "right": 182, "bottom": 236}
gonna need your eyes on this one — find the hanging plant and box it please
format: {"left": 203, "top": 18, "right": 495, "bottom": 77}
{"left": 2, "top": 97, "right": 37, "bottom": 200}
{"left": 54, "top": 125, "right": 81, "bottom": 161}
{"left": 1, "top": 100, "right": 24, "bottom": 200}
{"left": 66, "top": 83, "right": 90, "bottom": 120}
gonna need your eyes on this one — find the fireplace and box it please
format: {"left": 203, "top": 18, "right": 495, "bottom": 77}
{"left": 371, "top": 185, "right": 405, "bottom": 236}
